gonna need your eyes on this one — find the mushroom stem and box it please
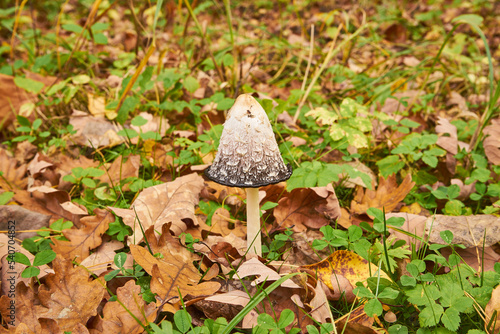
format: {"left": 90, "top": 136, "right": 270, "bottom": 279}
{"left": 246, "top": 187, "right": 262, "bottom": 256}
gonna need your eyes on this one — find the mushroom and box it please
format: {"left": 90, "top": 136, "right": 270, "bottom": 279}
{"left": 205, "top": 94, "right": 292, "bottom": 256}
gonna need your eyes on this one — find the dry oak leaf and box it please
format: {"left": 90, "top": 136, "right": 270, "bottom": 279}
{"left": 92, "top": 280, "right": 157, "bottom": 334}
{"left": 201, "top": 180, "right": 245, "bottom": 207}
{"left": 69, "top": 110, "right": 124, "bottom": 147}
{"left": 207, "top": 207, "right": 246, "bottom": 239}
{"left": 274, "top": 183, "right": 341, "bottom": 232}
{"left": 110, "top": 173, "right": 204, "bottom": 244}
{"left": 0, "top": 205, "right": 50, "bottom": 240}
{"left": 485, "top": 284, "right": 500, "bottom": 333}
{"left": 144, "top": 223, "right": 199, "bottom": 263}
{"left": 51, "top": 208, "right": 113, "bottom": 263}
{"left": 37, "top": 256, "right": 105, "bottom": 331}
{"left": 237, "top": 257, "right": 301, "bottom": 289}
{"left": 130, "top": 244, "right": 221, "bottom": 313}
{"left": 98, "top": 154, "right": 140, "bottom": 188}
{"left": 0, "top": 149, "right": 28, "bottom": 191}
{"left": 301, "top": 250, "right": 389, "bottom": 297}
{"left": 79, "top": 239, "right": 129, "bottom": 276}
{"left": 351, "top": 174, "right": 415, "bottom": 216}
{"left": 0, "top": 282, "right": 38, "bottom": 331}
{"left": 483, "top": 118, "right": 500, "bottom": 165}
{"left": 425, "top": 214, "right": 500, "bottom": 247}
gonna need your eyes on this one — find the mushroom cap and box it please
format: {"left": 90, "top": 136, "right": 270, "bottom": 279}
{"left": 205, "top": 94, "right": 292, "bottom": 188}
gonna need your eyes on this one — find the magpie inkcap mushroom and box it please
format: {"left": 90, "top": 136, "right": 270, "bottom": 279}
{"left": 205, "top": 94, "right": 292, "bottom": 256}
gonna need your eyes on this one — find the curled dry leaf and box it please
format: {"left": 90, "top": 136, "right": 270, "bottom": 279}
{"left": 110, "top": 173, "right": 204, "bottom": 244}
{"left": 0, "top": 282, "right": 39, "bottom": 331}
{"left": 301, "top": 250, "right": 389, "bottom": 299}
{"left": 144, "top": 223, "right": 198, "bottom": 263}
{"left": 51, "top": 208, "right": 114, "bottom": 263}
{"left": 483, "top": 118, "right": 500, "bottom": 165}
{"left": 425, "top": 214, "right": 500, "bottom": 247}
{"left": 130, "top": 244, "right": 220, "bottom": 313}
{"left": 201, "top": 180, "right": 245, "bottom": 207}
{"left": 274, "top": 184, "right": 341, "bottom": 232}
{"left": 27, "top": 153, "right": 53, "bottom": 177}
{"left": 351, "top": 174, "right": 415, "bottom": 216}
{"left": 237, "top": 257, "right": 300, "bottom": 289}
{"left": 92, "top": 280, "right": 157, "bottom": 334}
{"left": 310, "top": 281, "right": 332, "bottom": 323}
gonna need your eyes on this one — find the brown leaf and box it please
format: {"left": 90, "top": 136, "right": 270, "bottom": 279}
{"left": 35, "top": 256, "right": 105, "bottom": 331}
{"left": 0, "top": 149, "right": 27, "bottom": 191}
{"left": 99, "top": 154, "right": 140, "bottom": 188}
{"left": 351, "top": 174, "right": 415, "bottom": 216}
{"left": 201, "top": 181, "right": 245, "bottom": 207}
{"left": 0, "top": 205, "right": 50, "bottom": 240}
{"left": 310, "top": 281, "right": 332, "bottom": 323}
{"left": 130, "top": 244, "right": 220, "bottom": 312}
{"left": 144, "top": 223, "right": 198, "bottom": 263}
{"left": 237, "top": 258, "right": 300, "bottom": 289}
{"left": 485, "top": 284, "right": 500, "bottom": 333}
{"left": 110, "top": 173, "right": 204, "bottom": 244}
{"left": 386, "top": 212, "right": 427, "bottom": 249}
{"left": 208, "top": 207, "right": 246, "bottom": 239}
{"left": 483, "top": 118, "right": 500, "bottom": 165}
{"left": 0, "top": 282, "right": 39, "bottom": 331}
{"left": 197, "top": 290, "right": 248, "bottom": 321}
{"left": 440, "top": 246, "right": 500, "bottom": 272}
{"left": 436, "top": 117, "right": 458, "bottom": 155}
{"left": 274, "top": 184, "right": 340, "bottom": 232}
{"left": 92, "top": 280, "right": 157, "bottom": 334}
{"left": 0, "top": 73, "right": 56, "bottom": 131}
{"left": 425, "top": 214, "right": 500, "bottom": 247}
{"left": 51, "top": 208, "right": 113, "bottom": 263}
{"left": 79, "top": 239, "right": 129, "bottom": 276}
{"left": 69, "top": 110, "right": 124, "bottom": 147}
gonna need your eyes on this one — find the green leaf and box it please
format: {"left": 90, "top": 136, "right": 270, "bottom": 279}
{"left": 62, "top": 23, "right": 83, "bottom": 33}
{"left": 183, "top": 76, "right": 199, "bottom": 93}
{"left": 16, "top": 115, "right": 31, "bottom": 127}
{"left": 277, "top": 309, "right": 295, "bottom": 328}
{"left": 440, "top": 230, "right": 454, "bottom": 244}
{"left": 378, "top": 287, "right": 400, "bottom": 299}
{"left": 14, "top": 77, "right": 44, "bottom": 94}
{"left": 32, "top": 118, "right": 42, "bottom": 130}
{"left": 388, "top": 325, "right": 408, "bottom": 334}
{"left": 33, "top": 250, "right": 57, "bottom": 266}
{"left": 441, "top": 307, "right": 460, "bottom": 331}
{"left": 114, "top": 252, "right": 127, "bottom": 268}
{"left": 376, "top": 155, "right": 405, "bottom": 177}
{"left": 82, "top": 178, "right": 97, "bottom": 188}
{"left": 364, "top": 298, "right": 383, "bottom": 317}
{"left": 131, "top": 115, "right": 148, "bottom": 126}
{"left": 452, "top": 14, "right": 483, "bottom": 26}
{"left": 422, "top": 155, "right": 438, "bottom": 168}
{"left": 419, "top": 301, "right": 444, "bottom": 327}
{"left": 21, "top": 266, "right": 40, "bottom": 278}
{"left": 406, "top": 284, "right": 440, "bottom": 306}
{"left": 174, "top": 309, "right": 192, "bottom": 333}
{"left": 400, "top": 275, "right": 416, "bottom": 287}
{"left": 117, "top": 128, "right": 139, "bottom": 138}
{"left": 13, "top": 252, "right": 31, "bottom": 266}
{"left": 0, "top": 191, "right": 14, "bottom": 205}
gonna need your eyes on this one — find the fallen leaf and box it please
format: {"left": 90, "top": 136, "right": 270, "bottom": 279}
{"left": 274, "top": 184, "right": 341, "bottom": 232}
{"left": 351, "top": 174, "right": 415, "bottom": 216}
{"left": 130, "top": 112, "right": 170, "bottom": 143}
{"left": 201, "top": 180, "right": 245, "bottom": 207}
{"left": 110, "top": 173, "right": 204, "bottom": 244}
{"left": 440, "top": 246, "right": 500, "bottom": 272}
{"left": 0, "top": 282, "right": 39, "bottom": 331}
{"left": 0, "top": 149, "right": 28, "bottom": 191}
{"left": 99, "top": 154, "right": 140, "bottom": 188}
{"left": 301, "top": 250, "right": 389, "bottom": 296}
{"left": 197, "top": 290, "right": 248, "bottom": 321}
{"left": 0, "top": 205, "right": 50, "bottom": 240}
{"left": 436, "top": 117, "right": 458, "bottom": 155}
{"left": 79, "top": 239, "right": 128, "bottom": 275}
{"left": 237, "top": 257, "right": 301, "bottom": 289}
{"left": 27, "top": 153, "right": 53, "bottom": 177}
{"left": 310, "top": 281, "right": 332, "bottom": 323}
{"left": 386, "top": 212, "right": 427, "bottom": 249}
{"left": 485, "top": 284, "right": 500, "bottom": 333}
{"left": 51, "top": 208, "right": 114, "bottom": 263}
{"left": 483, "top": 118, "right": 500, "bottom": 165}
{"left": 92, "top": 280, "right": 157, "bottom": 334}
{"left": 69, "top": 110, "right": 124, "bottom": 147}
{"left": 130, "top": 244, "right": 220, "bottom": 312}
{"left": 425, "top": 214, "right": 500, "bottom": 247}
{"left": 208, "top": 207, "right": 246, "bottom": 239}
